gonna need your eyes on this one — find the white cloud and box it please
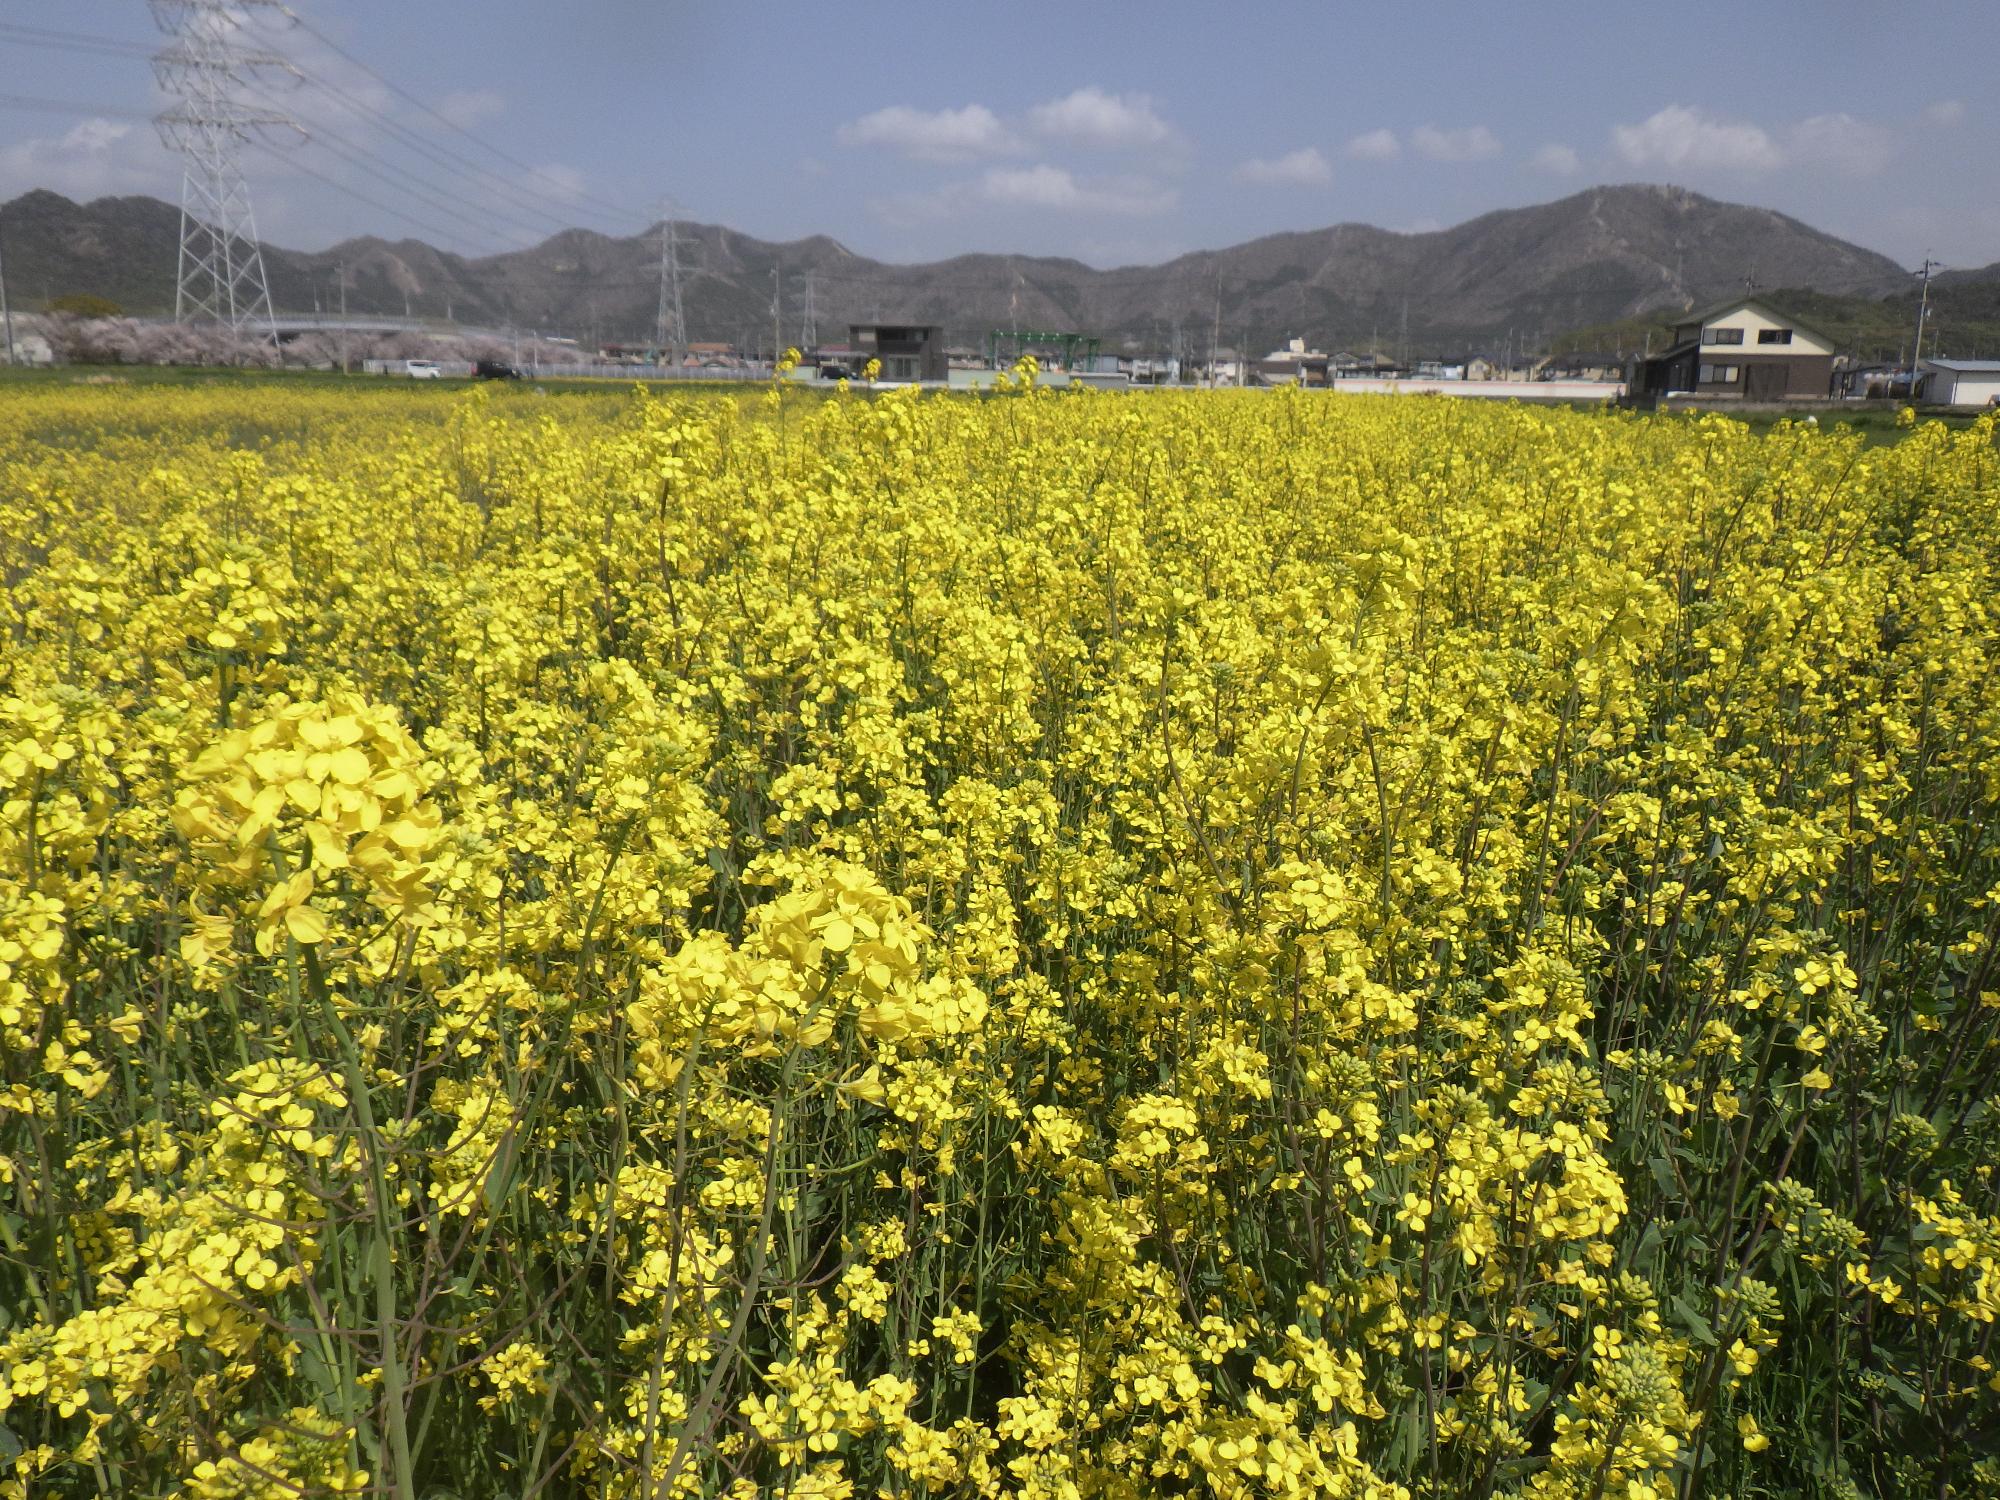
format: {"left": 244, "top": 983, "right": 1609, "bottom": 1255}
{"left": 528, "top": 163, "right": 589, "bottom": 202}
{"left": 1925, "top": 99, "right": 1966, "bottom": 126}
{"left": 436, "top": 89, "right": 505, "bottom": 129}
{"left": 1530, "top": 143, "right": 1582, "bottom": 176}
{"left": 1611, "top": 104, "right": 1784, "bottom": 171}
{"left": 1076, "top": 234, "right": 1185, "bottom": 267}
{"left": 1412, "top": 124, "right": 1502, "bottom": 162}
{"left": 978, "top": 164, "right": 1173, "bottom": 214}
{"left": 1345, "top": 128, "right": 1401, "bottom": 162}
{"left": 979, "top": 164, "right": 1083, "bottom": 207}
{"left": 836, "top": 103, "right": 1020, "bottom": 164}
{"left": 1235, "top": 147, "right": 1333, "bottom": 187}
{"left": 0, "top": 118, "right": 170, "bottom": 205}
{"left": 1788, "top": 113, "right": 1894, "bottom": 174}
{"left": 1026, "top": 87, "right": 1173, "bottom": 149}
{"left": 1611, "top": 103, "right": 1895, "bottom": 176}
{"left": 876, "top": 164, "right": 1175, "bottom": 225}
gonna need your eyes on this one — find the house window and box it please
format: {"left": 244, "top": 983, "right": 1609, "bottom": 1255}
{"left": 1757, "top": 328, "right": 1793, "bottom": 344}
{"left": 1703, "top": 327, "right": 1745, "bottom": 345}
{"left": 1699, "top": 364, "right": 1739, "bottom": 384}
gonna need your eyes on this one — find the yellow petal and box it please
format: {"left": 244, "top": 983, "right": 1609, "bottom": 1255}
{"left": 306, "top": 821, "right": 350, "bottom": 870}
{"left": 328, "top": 746, "right": 371, "bottom": 786}
{"left": 385, "top": 818, "right": 434, "bottom": 851}
{"left": 285, "top": 904, "right": 328, "bottom": 945}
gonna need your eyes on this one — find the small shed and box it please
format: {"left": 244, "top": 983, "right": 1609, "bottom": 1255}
{"left": 1918, "top": 358, "right": 2000, "bottom": 407}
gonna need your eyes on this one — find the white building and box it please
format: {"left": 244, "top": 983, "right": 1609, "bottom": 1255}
{"left": 1917, "top": 358, "right": 2000, "bottom": 407}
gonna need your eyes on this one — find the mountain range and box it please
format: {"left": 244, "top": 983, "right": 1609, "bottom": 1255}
{"left": 3, "top": 182, "right": 1990, "bottom": 357}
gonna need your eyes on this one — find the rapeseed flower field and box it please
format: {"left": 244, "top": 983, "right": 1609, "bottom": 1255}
{"left": 1, "top": 380, "right": 1997, "bottom": 1499}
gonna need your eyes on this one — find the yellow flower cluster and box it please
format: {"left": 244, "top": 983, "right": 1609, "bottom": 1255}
{"left": 0, "top": 381, "right": 1996, "bottom": 1500}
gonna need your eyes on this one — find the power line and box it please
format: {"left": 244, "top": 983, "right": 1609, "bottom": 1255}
{"left": 270, "top": 6, "right": 647, "bottom": 229}
{"left": 236, "top": 77, "right": 574, "bottom": 251}
{"left": 0, "top": 23, "right": 158, "bottom": 61}
{"left": 271, "top": 54, "right": 643, "bottom": 239}
{"left": 0, "top": 92, "right": 155, "bottom": 122}
{"left": 246, "top": 138, "right": 479, "bottom": 250}
{"left": 2, "top": 17, "right": 649, "bottom": 244}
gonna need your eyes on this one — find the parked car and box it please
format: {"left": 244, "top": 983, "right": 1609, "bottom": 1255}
{"left": 817, "top": 362, "right": 852, "bottom": 380}
{"left": 404, "top": 360, "right": 442, "bottom": 380}
{"left": 474, "top": 360, "right": 523, "bottom": 381}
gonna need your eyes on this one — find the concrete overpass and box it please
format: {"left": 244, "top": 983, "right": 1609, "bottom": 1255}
{"left": 131, "top": 315, "right": 517, "bottom": 343}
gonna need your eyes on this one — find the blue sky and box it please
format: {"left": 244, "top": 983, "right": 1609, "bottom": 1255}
{"left": 4, "top": 1, "right": 1994, "bottom": 270}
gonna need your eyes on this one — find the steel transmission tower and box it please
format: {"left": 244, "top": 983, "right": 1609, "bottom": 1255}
{"left": 151, "top": 0, "right": 297, "bottom": 338}
{"left": 655, "top": 201, "right": 686, "bottom": 363}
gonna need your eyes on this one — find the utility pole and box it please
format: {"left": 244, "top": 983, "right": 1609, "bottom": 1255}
{"left": 1911, "top": 254, "right": 1942, "bottom": 391}
{"left": 1208, "top": 273, "right": 1222, "bottom": 387}
{"left": 0, "top": 207, "right": 16, "bottom": 367}
{"left": 151, "top": 0, "right": 298, "bottom": 342}
{"left": 801, "top": 270, "right": 817, "bottom": 354}
{"left": 769, "top": 263, "right": 782, "bottom": 363}
{"left": 336, "top": 261, "right": 347, "bottom": 374}
{"left": 655, "top": 200, "right": 686, "bottom": 364}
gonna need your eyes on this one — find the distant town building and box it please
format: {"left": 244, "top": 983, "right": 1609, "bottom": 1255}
{"left": 1256, "top": 337, "right": 1330, "bottom": 386}
{"left": 1917, "top": 358, "right": 2000, "bottom": 407}
{"left": 1333, "top": 351, "right": 1405, "bottom": 379}
{"left": 851, "top": 323, "right": 946, "bottom": 383}
{"left": 1539, "top": 351, "right": 1626, "bottom": 382}
{"left": 1630, "top": 297, "right": 1837, "bottom": 401}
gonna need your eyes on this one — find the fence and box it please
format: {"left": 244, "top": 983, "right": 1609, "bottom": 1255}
{"left": 518, "top": 362, "right": 771, "bottom": 382}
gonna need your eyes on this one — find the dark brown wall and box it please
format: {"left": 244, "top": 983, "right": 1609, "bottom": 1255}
{"left": 1684, "top": 353, "right": 1834, "bottom": 397}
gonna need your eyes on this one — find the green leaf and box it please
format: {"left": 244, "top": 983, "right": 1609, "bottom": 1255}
{"left": 1880, "top": 1369, "right": 1923, "bottom": 1410}
{"left": 483, "top": 1129, "right": 520, "bottom": 1214}
{"left": 1671, "top": 1292, "right": 1718, "bottom": 1346}
{"left": 1648, "top": 1155, "right": 1679, "bottom": 1199}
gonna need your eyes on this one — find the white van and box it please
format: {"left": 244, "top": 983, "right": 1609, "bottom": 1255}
{"left": 404, "top": 359, "right": 442, "bottom": 380}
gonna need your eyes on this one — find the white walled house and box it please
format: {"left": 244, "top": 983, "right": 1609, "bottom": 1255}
{"left": 1632, "top": 297, "right": 1838, "bottom": 401}
{"left": 1918, "top": 359, "right": 2000, "bottom": 407}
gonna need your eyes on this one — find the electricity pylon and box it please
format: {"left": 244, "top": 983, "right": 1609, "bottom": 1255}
{"left": 151, "top": 0, "right": 298, "bottom": 339}
{"left": 655, "top": 200, "right": 686, "bottom": 364}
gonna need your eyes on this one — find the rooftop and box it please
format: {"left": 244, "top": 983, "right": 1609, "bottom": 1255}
{"left": 1672, "top": 295, "right": 1837, "bottom": 348}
